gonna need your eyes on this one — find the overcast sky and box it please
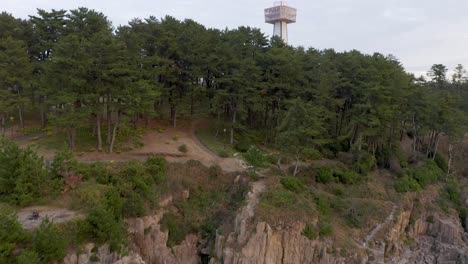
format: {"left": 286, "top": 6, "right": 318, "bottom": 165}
{"left": 3, "top": 0, "right": 468, "bottom": 77}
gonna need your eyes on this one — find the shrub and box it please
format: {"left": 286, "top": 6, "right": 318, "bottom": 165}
{"left": 353, "top": 152, "right": 376, "bottom": 175}
{"left": 33, "top": 218, "right": 67, "bottom": 263}
{"left": 123, "top": 192, "right": 145, "bottom": 217}
{"left": 17, "top": 250, "right": 40, "bottom": 264}
{"left": 318, "top": 222, "right": 333, "bottom": 236}
{"left": 395, "top": 176, "right": 421, "bottom": 193}
{"left": 218, "top": 150, "right": 229, "bottom": 158}
{"left": 178, "top": 144, "right": 188, "bottom": 153}
{"left": 263, "top": 189, "right": 297, "bottom": 208}
{"left": 0, "top": 138, "right": 54, "bottom": 205}
{"left": 75, "top": 182, "right": 110, "bottom": 210}
{"left": 334, "top": 169, "right": 361, "bottom": 185}
{"left": 280, "top": 177, "right": 306, "bottom": 193}
{"left": 234, "top": 141, "right": 251, "bottom": 152}
{"left": 160, "top": 213, "right": 192, "bottom": 247}
{"left": 243, "top": 146, "right": 267, "bottom": 170}
{"left": 315, "top": 196, "right": 331, "bottom": 216}
{"left": 302, "top": 223, "right": 318, "bottom": 240}
{"left": 316, "top": 167, "right": 335, "bottom": 184}
{"left": 408, "top": 161, "right": 443, "bottom": 188}
{"left": 434, "top": 154, "right": 448, "bottom": 173}
{"left": 84, "top": 207, "right": 125, "bottom": 250}
{"left": 0, "top": 205, "right": 27, "bottom": 263}
{"left": 145, "top": 156, "right": 167, "bottom": 184}
{"left": 302, "top": 148, "right": 322, "bottom": 160}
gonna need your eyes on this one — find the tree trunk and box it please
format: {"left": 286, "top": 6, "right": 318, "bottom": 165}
{"left": 67, "top": 127, "right": 76, "bottom": 150}
{"left": 40, "top": 96, "right": 47, "bottom": 127}
{"left": 109, "top": 111, "right": 121, "bottom": 154}
{"left": 447, "top": 144, "right": 453, "bottom": 174}
{"left": 97, "top": 114, "right": 102, "bottom": 151}
{"left": 432, "top": 133, "right": 440, "bottom": 160}
{"left": 106, "top": 94, "right": 112, "bottom": 144}
{"left": 171, "top": 106, "right": 177, "bottom": 128}
{"left": 277, "top": 154, "right": 282, "bottom": 171}
{"left": 293, "top": 156, "right": 300, "bottom": 177}
{"left": 230, "top": 110, "right": 236, "bottom": 145}
{"left": 18, "top": 106, "right": 24, "bottom": 130}
{"left": 1, "top": 114, "right": 5, "bottom": 135}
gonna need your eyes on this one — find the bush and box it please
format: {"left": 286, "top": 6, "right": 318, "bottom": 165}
{"left": 316, "top": 167, "right": 335, "bottom": 184}
{"left": 75, "top": 182, "right": 110, "bottom": 210}
{"left": 218, "top": 150, "right": 229, "bottom": 158}
{"left": 302, "top": 148, "right": 322, "bottom": 160}
{"left": 145, "top": 156, "right": 167, "bottom": 184}
{"left": 123, "top": 192, "right": 145, "bottom": 217}
{"left": 33, "top": 218, "right": 67, "bottom": 263}
{"left": 84, "top": 207, "right": 125, "bottom": 251}
{"left": 353, "top": 152, "right": 376, "bottom": 175}
{"left": 334, "top": 169, "right": 361, "bottom": 185}
{"left": 263, "top": 189, "right": 297, "bottom": 208}
{"left": 316, "top": 196, "right": 331, "bottom": 216}
{"left": 302, "top": 223, "right": 318, "bottom": 240}
{"left": 17, "top": 250, "right": 40, "bottom": 264}
{"left": 280, "top": 177, "right": 306, "bottom": 193}
{"left": 178, "top": 144, "right": 188, "bottom": 153}
{"left": 318, "top": 222, "right": 333, "bottom": 236}
{"left": 234, "top": 141, "right": 251, "bottom": 152}
{"left": 243, "top": 146, "right": 267, "bottom": 170}
{"left": 0, "top": 205, "right": 27, "bottom": 263}
{"left": 434, "top": 154, "right": 448, "bottom": 173}
{"left": 160, "top": 213, "right": 192, "bottom": 247}
{"left": 395, "top": 176, "right": 421, "bottom": 193}
{"left": 408, "top": 161, "right": 443, "bottom": 188}
{"left": 0, "top": 138, "right": 54, "bottom": 205}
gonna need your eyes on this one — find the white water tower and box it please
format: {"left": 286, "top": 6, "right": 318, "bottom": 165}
{"left": 264, "top": 1, "right": 297, "bottom": 44}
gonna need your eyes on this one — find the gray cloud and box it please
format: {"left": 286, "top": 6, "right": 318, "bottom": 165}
{"left": 2, "top": 0, "right": 467, "bottom": 75}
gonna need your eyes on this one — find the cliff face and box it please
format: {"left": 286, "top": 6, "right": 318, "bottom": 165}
{"left": 63, "top": 211, "right": 199, "bottom": 264}
{"left": 64, "top": 183, "right": 468, "bottom": 264}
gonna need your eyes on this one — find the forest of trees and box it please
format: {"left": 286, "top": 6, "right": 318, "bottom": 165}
{"left": 0, "top": 8, "right": 467, "bottom": 169}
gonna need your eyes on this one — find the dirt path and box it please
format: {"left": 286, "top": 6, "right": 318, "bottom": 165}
{"left": 363, "top": 204, "right": 397, "bottom": 247}
{"left": 16, "top": 121, "right": 245, "bottom": 173}
{"left": 17, "top": 206, "right": 84, "bottom": 230}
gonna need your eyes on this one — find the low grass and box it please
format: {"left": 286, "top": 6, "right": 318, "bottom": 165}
{"left": 195, "top": 126, "right": 236, "bottom": 157}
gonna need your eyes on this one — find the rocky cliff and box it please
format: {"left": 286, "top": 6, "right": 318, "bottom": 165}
{"left": 64, "top": 182, "right": 468, "bottom": 264}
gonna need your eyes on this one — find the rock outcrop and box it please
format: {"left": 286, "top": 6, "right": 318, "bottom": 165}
{"left": 63, "top": 211, "right": 199, "bottom": 264}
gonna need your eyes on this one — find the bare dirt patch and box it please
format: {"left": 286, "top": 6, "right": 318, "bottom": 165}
{"left": 17, "top": 206, "right": 84, "bottom": 230}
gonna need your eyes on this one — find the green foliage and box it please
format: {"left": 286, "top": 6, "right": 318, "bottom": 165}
{"left": 33, "top": 218, "right": 68, "bottom": 263}
{"left": 316, "top": 167, "right": 335, "bottom": 184}
{"left": 302, "top": 148, "right": 322, "bottom": 160}
{"left": 262, "top": 189, "right": 297, "bottom": 208}
{"left": 0, "top": 205, "right": 27, "bottom": 263}
{"left": 315, "top": 165, "right": 364, "bottom": 185}
{"left": 243, "top": 145, "right": 267, "bottom": 170}
{"left": 178, "top": 144, "right": 188, "bottom": 153}
{"left": 302, "top": 223, "right": 318, "bottom": 240}
{"left": 280, "top": 177, "right": 306, "bottom": 193}
{"left": 160, "top": 213, "right": 191, "bottom": 247}
{"left": 352, "top": 152, "right": 376, "bottom": 175}
{"left": 433, "top": 154, "right": 448, "bottom": 173}
{"left": 83, "top": 206, "right": 125, "bottom": 251}
{"left": 395, "top": 160, "right": 444, "bottom": 192}
{"left": 395, "top": 176, "right": 421, "bottom": 193}
{"left": 218, "top": 150, "right": 229, "bottom": 158}
{"left": 234, "top": 141, "right": 251, "bottom": 153}
{"left": 17, "top": 250, "right": 40, "bottom": 264}
{"left": 315, "top": 196, "right": 331, "bottom": 216}
{"left": 144, "top": 156, "right": 167, "bottom": 184}
{"left": 0, "top": 138, "right": 55, "bottom": 206}
{"left": 318, "top": 222, "right": 333, "bottom": 236}
{"left": 122, "top": 192, "right": 145, "bottom": 217}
